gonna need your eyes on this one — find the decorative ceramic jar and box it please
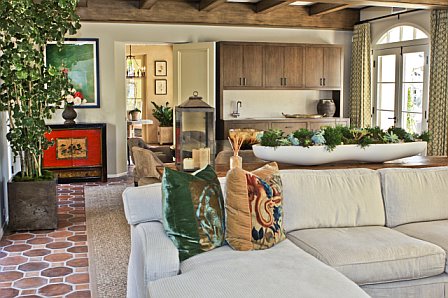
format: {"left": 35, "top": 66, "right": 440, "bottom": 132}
{"left": 317, "top": 99, "right": 336, "bottom": 117}
{"left": 62, "top": 104, "right": 77, "bottom": 125}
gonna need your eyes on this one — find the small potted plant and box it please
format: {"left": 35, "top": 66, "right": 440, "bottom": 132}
{"left": 129, "top": 107, "right": 141, "bottom": 121}
{"left": 151, "top": 101, "right": 173, "bottom": 144}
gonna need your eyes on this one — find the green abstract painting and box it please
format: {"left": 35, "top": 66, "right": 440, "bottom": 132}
{"left": 46, "top": 38, "right": 100, "bottom": 108}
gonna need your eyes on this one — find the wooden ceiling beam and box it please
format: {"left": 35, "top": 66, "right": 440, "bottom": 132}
{"left": 255, "top": 0, "right": 295, "bottom": 14}
{"left": 140, "top": 0, "right": 158, "bottom": 10}
{"left": 77, "top": 0, "right": 88, "bottom": 7}
{"left": 76, "top": 0, "right": 360, "bottom": 30}
{"left": 199, "top": 0, "right": 226, "bottom": 11}
{"left": 309, "top": 3, "right": 350, "bottom": 16}
{"left": 314, "top": 0, "right": 448, "bottom": 9}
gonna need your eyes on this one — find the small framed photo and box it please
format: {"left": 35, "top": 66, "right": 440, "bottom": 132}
{"left": 155, "top": 79, "right": 167, "bottom": 95}
{"left": 154, "top": 60, "right": 167, "bottom": 76}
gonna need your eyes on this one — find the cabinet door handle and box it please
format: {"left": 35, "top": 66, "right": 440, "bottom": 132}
{"left": 323, "top": 78, "right": 326, "bottom": 86}
{"left": 320, "top": 78, "right": 323, "bottom": 86}
{"left": 243, "top": 77, "right": 247, "bottom": 86}
{"left": 239, "top": 78, "right": 242, "bottom": 86}
{"left": 280, "top": 78, "right": 283, "bottom": 86}
{"left": 284, "top": 78, "right": 287, "bottom": 86}
{"left": 285, "top": 126, "right": 292, "bottom": 128}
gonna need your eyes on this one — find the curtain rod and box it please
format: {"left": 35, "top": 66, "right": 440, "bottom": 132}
{"left": 356, "top": 9, "right": 424, "bottom": 25}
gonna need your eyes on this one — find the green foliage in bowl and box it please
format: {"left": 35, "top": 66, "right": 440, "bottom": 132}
{"left": 260, "top": 126, "right": 430, "bottom": 152}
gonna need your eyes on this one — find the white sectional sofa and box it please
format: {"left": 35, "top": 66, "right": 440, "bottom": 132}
{"left": 123, "top": 166, "right": 448, "bottom": 298}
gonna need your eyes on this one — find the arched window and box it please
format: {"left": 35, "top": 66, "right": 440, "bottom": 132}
{"left": 377, "top": 25, "right": 428, "bottom": 44}
{"left": 372, "top": 25, "right": 429, "bottom": 134}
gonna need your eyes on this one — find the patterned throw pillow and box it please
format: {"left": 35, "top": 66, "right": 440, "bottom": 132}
{"left": 162, "top": 166, "right": 225, "bottom": 261}
{"left": 225, "top": 162, "right": 286, "bottom": 251}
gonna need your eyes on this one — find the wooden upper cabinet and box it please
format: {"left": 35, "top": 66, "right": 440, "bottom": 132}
{"left": 323, "top": 47, "right": 342, "bottom": 88}
{"left": 305, "top": 46, "right": 342, "bottom": 89}
{"left": 222, "top": 44, "right": 244, "bottom": 87}
{"left": 221, "top": 44, "right": 262, "bottom": 88}
{"left": 264, "top": 45, "right": 304, "bottom": 88}
{"left": 283, "top": 46, "right": 304, "bottom": 88}
{"left": 243, "top": 45, "right": 263, "bottom": 87}
{"left": 305, "top": 47, "right": 324, "bottom": 88}
{"left": 221, "top": 42, "right": 341, "bottom": 90}
{"left": 264, "top": 45, "right": 284, "bottom": 87}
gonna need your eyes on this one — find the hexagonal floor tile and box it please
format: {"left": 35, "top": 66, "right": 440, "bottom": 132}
{"left": 38, "top": 283, "right": 73, "bottom": 296}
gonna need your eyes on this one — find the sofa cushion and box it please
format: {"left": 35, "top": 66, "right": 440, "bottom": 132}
{"left": 287, "top": 226, "right": 446, "bottom": 285}
{"left": 225, "top": 162, "right": 286, "bottom": 251}
{"left": 394, "top": 220, "right": 448, "bottom": 273}
{"left": 361, "top": 274, "right": 448, "bottom": 298}
{"left": 379, "top": 167, "right": 448, "bottom": 227}
{"left": 280, "top": 169, "right": 385, "bottom": 232}
{"left": 149, "top": 240, "right": 370, "bottom": 298}
{"left": 162, "top": 166, "right": 225, "bottom": 261}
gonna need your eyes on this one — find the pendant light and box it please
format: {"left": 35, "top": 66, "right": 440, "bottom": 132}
{"left": 126, "top": 45, "right": 146, "bottom": 78}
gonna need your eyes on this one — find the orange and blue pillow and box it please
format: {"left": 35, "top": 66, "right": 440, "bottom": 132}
{"left": 225, "top": 162, "right": 286, "bottom": 251}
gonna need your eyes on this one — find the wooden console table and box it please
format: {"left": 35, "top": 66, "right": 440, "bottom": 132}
{"left": 43, "top": 123, "right": 107, "bottom": 182}
{"left": 157, "top": 156, "right": 448, "bottom": 177}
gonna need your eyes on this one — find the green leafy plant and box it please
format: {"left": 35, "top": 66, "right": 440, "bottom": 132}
{"left": 151, "top": 101, "right": 173, "bottom": 127}
{"left": 0, "top": 0, "right": 80, "bottom": 180}
{"left": 260, "top": 129, "right": 285, "bottom": 147}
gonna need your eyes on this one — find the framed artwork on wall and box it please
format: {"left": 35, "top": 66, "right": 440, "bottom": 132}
{"left": 45, "top": 38, "right": 100, "bottom": 108}
{"left": 154, "top": 60, "right": 167, "bottom": 76}
{"left": 155, "top": 79, "right": 167, "bottom": 95}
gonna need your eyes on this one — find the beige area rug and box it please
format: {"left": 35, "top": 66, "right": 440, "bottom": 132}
{"left": 85, "top": 184, "right": 131, "bottom": 298}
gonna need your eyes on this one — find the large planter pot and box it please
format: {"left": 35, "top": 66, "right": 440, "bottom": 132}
{"left": 7, "top": 177, "right": 58, "bottom": 231}
{"left": 158, "top": 126, "right": 173, "bottom": 145}
{"left": 252, "top": 142, "right": 427, "bottom": 166}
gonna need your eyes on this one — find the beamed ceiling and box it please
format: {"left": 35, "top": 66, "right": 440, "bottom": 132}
{"left": 76, "top": 0, "right": 448, "bottom": 30}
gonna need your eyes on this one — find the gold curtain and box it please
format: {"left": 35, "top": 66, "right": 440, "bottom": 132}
{"left": 349, "top": 23, "right": 372, "bottom": 128}
{"left": 428, "top": 10, "right": 448, "bottom": 156}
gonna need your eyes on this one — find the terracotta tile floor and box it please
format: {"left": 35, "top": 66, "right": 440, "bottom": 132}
{"left": 0, "top": 176, "right": 132, "bottom": 298}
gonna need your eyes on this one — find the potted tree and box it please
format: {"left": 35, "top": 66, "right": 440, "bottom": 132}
{"left": 151, "top": 101, "right": 173, "bottom": 145}
{"left": 0, "top": 0, "right": 80, "bottom": 231}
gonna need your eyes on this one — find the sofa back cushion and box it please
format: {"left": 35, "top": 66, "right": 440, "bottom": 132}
{"left": 281, "top": 169, "right": 385, "bottom": 232}
{"left": 379, "top": 167, "right": 448, "bottom": 227}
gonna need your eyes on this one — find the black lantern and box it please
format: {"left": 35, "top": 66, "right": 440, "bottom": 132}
{"left": 175, "top": 91, "right": 215, "bottom": 171}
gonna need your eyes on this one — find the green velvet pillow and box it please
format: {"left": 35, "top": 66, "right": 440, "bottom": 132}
{"left": 162, "top": 165, "right": 225, "bottom": 261}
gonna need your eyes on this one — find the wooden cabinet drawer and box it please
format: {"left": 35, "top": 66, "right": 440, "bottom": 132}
{"left": 271, "top": 122, "right": 307, "bottom": 134}
{"left": 308, "top": 120, "right": 336, "bottom": 131}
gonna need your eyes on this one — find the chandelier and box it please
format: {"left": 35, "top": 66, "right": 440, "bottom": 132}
{"left": 126, "top": 45, "right": 146, "bottom": 78}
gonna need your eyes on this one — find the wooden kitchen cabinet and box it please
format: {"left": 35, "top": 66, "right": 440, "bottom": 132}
{"left": 221, "top": 118, "right": 349, "bottom": 140}
{"left": 305, "top": 46, "right": 342, "bottom": 89}
{"left": 221, "top": 44, "right": 263, "bottom": 88}
{"left": 308, "top": 120, "right": 336, "bottom": 131}
{"left": 264, "top": 45, "right": 304, "bottom": 88}
{"left": 271, "top": 121, "right": 307, "bottom": 134}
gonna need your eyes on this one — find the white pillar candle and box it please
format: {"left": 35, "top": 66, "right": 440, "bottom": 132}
{"left": 183, "top": 158, "right": 195, "bottom": 170}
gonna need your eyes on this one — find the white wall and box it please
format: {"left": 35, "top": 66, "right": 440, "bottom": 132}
{"left": 0, "top": 112, "right": 12, "bottom": 237}
{"left": 54, "top": 22, "right": 352, "bottom": 175}
{"left": 360, "top": 8, "right": 430, "bottom": 42}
